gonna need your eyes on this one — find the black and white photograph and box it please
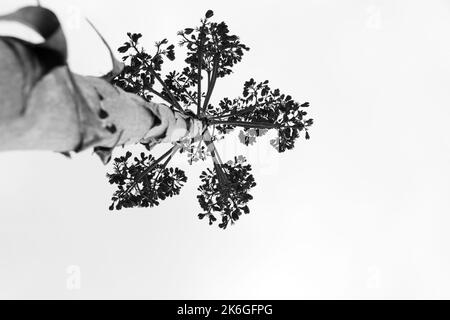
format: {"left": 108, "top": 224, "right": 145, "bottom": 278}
{"left": 0, "top": 0, "right": 449, "bottom": 304}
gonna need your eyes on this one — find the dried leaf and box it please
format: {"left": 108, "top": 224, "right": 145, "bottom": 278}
{"left": 86, "top": 18, "right": 125, "bottom": 82}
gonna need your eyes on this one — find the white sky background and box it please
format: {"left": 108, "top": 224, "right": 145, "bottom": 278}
{"left": 0, "top": 0, "right": 450, "bottom": 299}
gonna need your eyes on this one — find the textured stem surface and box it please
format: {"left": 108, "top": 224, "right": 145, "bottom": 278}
{"left": 0, "top": 39, "right": 202, "bottom": 161}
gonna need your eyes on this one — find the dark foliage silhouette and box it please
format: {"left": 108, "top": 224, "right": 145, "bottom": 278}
{"left": 108, "top": 10, "right": 313, "bottom": 228}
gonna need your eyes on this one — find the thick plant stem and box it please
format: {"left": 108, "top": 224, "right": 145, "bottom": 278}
{"left": 0, "top": 39, "right": 202, "bottom": 159}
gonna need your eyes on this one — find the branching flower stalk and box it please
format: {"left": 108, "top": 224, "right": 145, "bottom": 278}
{"left": 108, "top": 10, "right": 313, "bottom": 228}
{"left": 0, "top": 5, "right": 313, "bottom": 229}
